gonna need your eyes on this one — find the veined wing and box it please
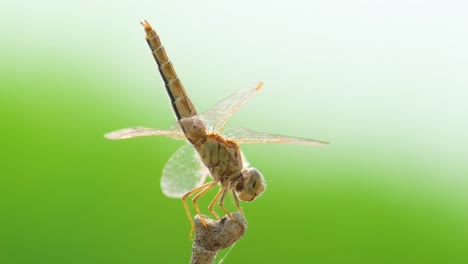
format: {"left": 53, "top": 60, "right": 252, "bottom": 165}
{"left": 239, "top": 149, "right": 250, "bottom": 168}
{"left": 105, "top": 127, "right": 185, "bottom": 140}
{"left": 200, "top": 82, "right": 263, "bottom": 134}
{"left": 224, "top": 127, "right": 329, "bottom": 146}
{"left": 161, "top": 143, "right": 210, "bottom": 198}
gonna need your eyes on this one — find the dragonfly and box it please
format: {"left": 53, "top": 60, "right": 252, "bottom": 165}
{"left": 105, "top": 20, "right": 328, "bottom": 237}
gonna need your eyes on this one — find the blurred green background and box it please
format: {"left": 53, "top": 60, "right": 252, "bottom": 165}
{"left": 2, "top": 1, "right": 467, "bottom": 263}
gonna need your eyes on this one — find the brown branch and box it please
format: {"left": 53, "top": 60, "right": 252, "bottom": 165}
{"left": 190, "top": 213, "right": 247, "bottom": 264}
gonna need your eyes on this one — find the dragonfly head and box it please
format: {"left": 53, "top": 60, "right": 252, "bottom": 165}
{"left": 236, "top": 168, "right": 266, "bottom": 202}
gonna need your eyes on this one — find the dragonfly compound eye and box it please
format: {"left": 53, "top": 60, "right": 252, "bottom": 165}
{"left": 237, "top": 168, "right": 266, "bottom": 202}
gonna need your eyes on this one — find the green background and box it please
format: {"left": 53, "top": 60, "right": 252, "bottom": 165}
{"left": 2, "top": 1, "right": 467, "bottom": 263}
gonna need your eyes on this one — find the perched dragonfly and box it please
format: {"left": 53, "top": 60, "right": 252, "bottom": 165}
{"left": 105, "top": 20, "right": 328, "bottom": 236}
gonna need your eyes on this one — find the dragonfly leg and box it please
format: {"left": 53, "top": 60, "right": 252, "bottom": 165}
{"left": 231, "top": 189, "right": 245, "bottom": 217}
{"left": 208, "top": 186, "right": 228, "bottom": 220}
{"left": 182, "top": 182, "right": 215, "bottom": 239}
{"left": 217, "top": 188, "right": 235, "bottom": 221}
{"left": 192, "top": 181, "right": 218, "bottom": 227}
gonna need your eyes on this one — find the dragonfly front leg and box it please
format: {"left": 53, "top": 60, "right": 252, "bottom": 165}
{"left": 208, "top": 186, "right": 228, "bottom": 220}
{"left": 231, "top": 189, "right": 245, "bottom": 217}
{"left": 217, "top": 188, "right": 236, "bottom": 221}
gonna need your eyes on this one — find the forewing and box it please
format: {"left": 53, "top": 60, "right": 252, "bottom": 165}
{"left": 200, "top": 82, "right": 263, "bottom": 134}
{"left": 239, "top": 149, "right": 250, "bottom": 168}
{"left": 224, "top": 127, "right": 329, "bottom": 146}
{"left": 161, "top": 144, "right": 210, "bottom": 198}
{"left": 105, "top": 127, "right": 185, "bottom": 140}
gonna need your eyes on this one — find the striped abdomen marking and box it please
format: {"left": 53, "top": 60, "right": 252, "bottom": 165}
{"left": 141, "top": 20, "right": 197, "bottom": 121}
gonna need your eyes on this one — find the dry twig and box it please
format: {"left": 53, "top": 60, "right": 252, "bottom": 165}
{"left": 190, "top": 213, "right": 247, "bottom": 264}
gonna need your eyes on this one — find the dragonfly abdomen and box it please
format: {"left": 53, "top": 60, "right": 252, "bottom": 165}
{"left": 141, "top": 20, "right": 198, "bottom": 121}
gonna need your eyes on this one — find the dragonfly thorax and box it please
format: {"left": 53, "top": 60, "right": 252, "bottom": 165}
{"left": 195, "top": 134, "right": 243, "bottom": 183}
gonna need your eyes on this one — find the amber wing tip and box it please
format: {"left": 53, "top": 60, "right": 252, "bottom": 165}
{"left": 255, "top": 82, "right": 264, "bottom": 91}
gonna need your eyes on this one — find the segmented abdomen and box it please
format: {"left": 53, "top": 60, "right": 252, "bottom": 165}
{"left": 141, "top": 21, "right": 207, "bottom": 144}
{"left": 141, "top": 21, "right": 197, "bottom": 121}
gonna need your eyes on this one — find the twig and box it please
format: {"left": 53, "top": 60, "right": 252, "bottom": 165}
{"left": 190, "top": 213, "right": 247, "bottom": 264}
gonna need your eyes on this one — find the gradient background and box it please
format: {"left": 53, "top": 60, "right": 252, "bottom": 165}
{"left": 2, "top": 1, "right": 468, "bottom": 263}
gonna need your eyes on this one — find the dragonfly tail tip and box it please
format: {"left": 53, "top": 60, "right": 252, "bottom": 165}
{"left": 140, "top": 20, "right": 152, "bottom": 31}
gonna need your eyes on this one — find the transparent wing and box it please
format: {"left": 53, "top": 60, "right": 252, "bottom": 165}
{"left": 105, "top": 127, "right": 185, "bottom": 140}
{"left": 161, "top": 143, "right": 210, "bottom": 198}
{"left": 239, "top": 149, "right": 250, "bottom": 168}
{"left": 200, "top": 82, "right": 263, "bottom": 134}
{"left": 224, "top": 127, "right": 329, "bottom": 146}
